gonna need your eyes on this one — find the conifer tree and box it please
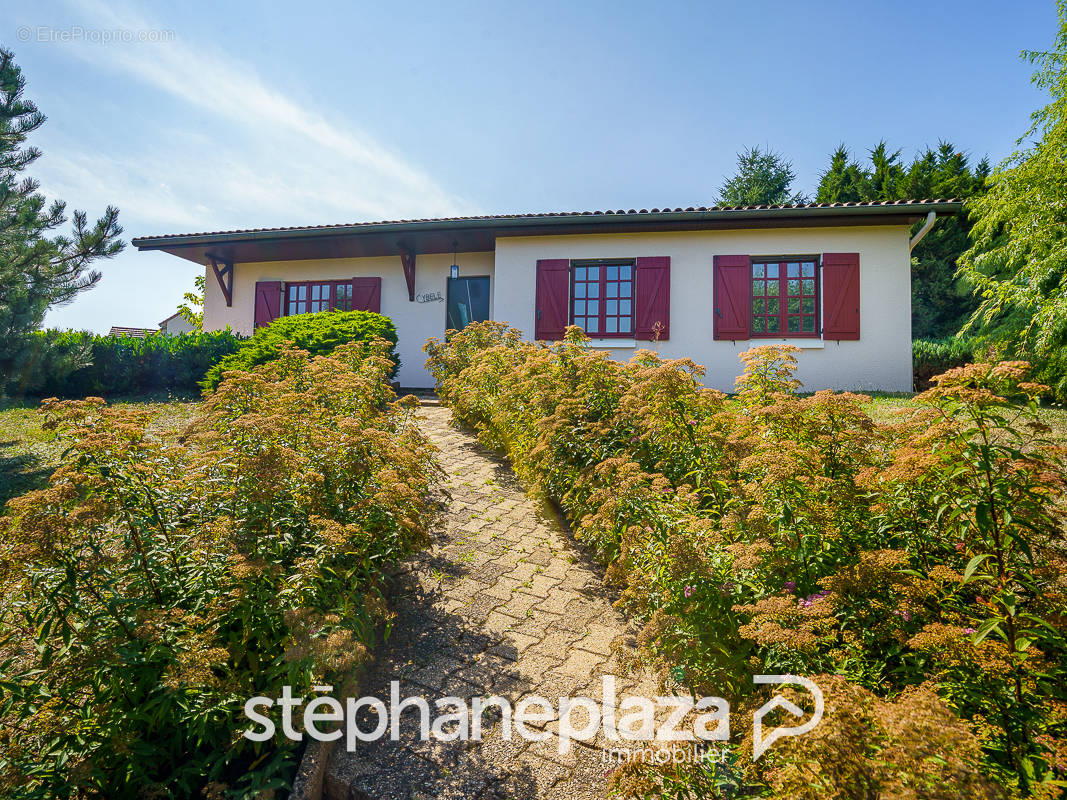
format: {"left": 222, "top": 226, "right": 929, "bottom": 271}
{"left": 0, "top": 48, "right": 123, "bottom": 388}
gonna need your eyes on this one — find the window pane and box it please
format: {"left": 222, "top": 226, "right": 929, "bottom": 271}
{"left": 588, "top": 282, "right": 599, "bottom": 298}
{"left": 752, "top": 263, "right": 765, "bottom": 278}
{"left": 575, "top": 282, "right": 586, "bottom": 298}
{"left": 573, "top": 316, "right": 585, "bottom": 330}
{"left": 803, "top": 298, "right": 815, "bottom": 314}
{"left": 767, "top": 263, "right": 779, "bottom": 279}
{"left": 288, "top": 301, "right": 297, "bottom": 315}
{"left": 607, "top": 282, "right": 618, "bottom": 298}
{"left": 587, "top": 266, "right": 599, "bottom": 280}
{"left": 605, "top": 317, "right": 618, "bottom": 333}
{"left": 619, "top": 281, "right": 631, "bottom": 297}
{"left": 788, "top": 316, "right": 801, "bottom": 332}
{"left": 620, "top": 264, "right": 632, "bottom": 280}
{"left": 752, "top": 280, "right": 764, "bottom": 297}
{"left": 575, "top": 267, "right": 586, "bottom": 281}
{"left": 573, "top": 300, "right": 585, "bottom": 315}
{"left": 606, "top": 265, "right": 618, "bottom": 281}
{"left": 803, "top": 316, "right": 815, "bottom": 332}
{"left": 288, "top": 285, "right": 299, "bottom": 300}
{"left": 787, "top": 279, "right": 800, "bottom": 295}
{"left": 802, "top": 262, "right": 815, "bottom": 277}
{"left": 619, "top": 318, "right": 631, "bottom": 333}
{"left": 299, "top": 285, "right": 307, "bottom": 299}
{"left": 620, "top": 299, "right": 631, "bottom": 316}
{"left": 753, "top": 317, "right": 765, "bottom": 333}
{"left": 753, "top": 299, "right": 763, "bottom": 315}
{"left": 802, "top": 279, "right": 815, "bottom": 294}
{"left": 767, "top": 317, "right": 780, "bottom": 332}
{"left": 788, "top": 297, "right": 799, "bottom": 314}
{"left": 587, "top": 300, "right": 599, "bottom": 316}
{"left": 586, "top": 317, "right": 599, "bottom": 333}
{"left": 607, "top": 299, "right": 618, "bottom": 315}
{"left": 787, "top": 262, "right": 800, "bottom": 277}
{"left": 766, "top": 297, "right": 779, "bottom": 314}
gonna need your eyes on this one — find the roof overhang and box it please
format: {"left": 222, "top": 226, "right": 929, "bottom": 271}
{"left": 132, "top": 200, "right": 963, "bottom": 266}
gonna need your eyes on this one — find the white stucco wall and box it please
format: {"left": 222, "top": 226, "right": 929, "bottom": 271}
{"left": 201, "top": 225, "right": 913, "bottom": 391}
{"left": 202, "top": 252, "right": 494, "bottom": 387}
{"left": 492, "top": 226, "right": 914, "bottom": 393}
{"left": 159, "top": 314, "right": 196, "bottom": 335}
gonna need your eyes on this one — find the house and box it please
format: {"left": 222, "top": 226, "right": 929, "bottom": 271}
{"left": 108, "top": 326, "right": 157, "bottom": 338}
{"left": 132, "top": 200, "right": 960, "bottom": 392}
{"left": 158, "top": 311, "right": 196, "bottom": 336}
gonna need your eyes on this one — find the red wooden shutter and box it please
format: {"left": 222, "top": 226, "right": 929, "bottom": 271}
{"left": 253, "top": 281, "right": 282, "bottom": 329}
{"left": 534, "top": 259, "right": 570, "bottom": 340}
{"left": 352, "top": 277, "right": 382, "bottom": 313}
{"left": 822, "top": 253, "right": 860, "bottom": 340}
{"left": 634, "top": 257, "right": 670, "bottom": 340}
{"left": 713, "top": 255, "right": 750, "bottom": 340}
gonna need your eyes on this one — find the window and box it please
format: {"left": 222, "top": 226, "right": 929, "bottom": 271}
{"left": 285, "top": 281, "right": 353, "bottom": 315}
{"left": 571, "top": 261, "right": 633, "bottom": 336}
{"left": 750, "top": 259, "right": 819, "bottom": 336}
{"left": 447, "top": 276, "right": 491, "bottom": 330}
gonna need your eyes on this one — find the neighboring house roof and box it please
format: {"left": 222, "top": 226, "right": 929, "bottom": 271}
{"left": 132, "top": 199, "right": 963, "bottom": 266}
{"left": 159, "top": 311, "right": 183, "bottom": 327}
{"left": 108, "top": 326, "right": 157, "bottom": 338}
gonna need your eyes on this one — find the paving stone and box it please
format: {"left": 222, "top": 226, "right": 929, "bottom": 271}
{"left": 326, "top": 405, "right": 657, "bottom": 800}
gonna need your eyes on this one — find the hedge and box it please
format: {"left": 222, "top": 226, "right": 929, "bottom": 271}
{"left": 3, "top": 329, "right": 242, "bottom": 399}
{"left": 202, "top": 311, "right": 399, "bottom": 392}
{"left": 426, "top": 322, "right": 1067, "bottom": 797}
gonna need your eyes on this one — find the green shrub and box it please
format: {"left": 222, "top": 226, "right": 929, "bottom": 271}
{"left": 202, "top": 312, "right": 398, "bottom": 392}
{"left": 425, "top": 322, "right": 1067, "bottom": 797}
{"left": 0, "top": 340, "right": 435, "bottom": 798}
{"left": 3, "top": 329, "right": 242, "bottom": 398}
{"left": 913, "top": 336, "right": 981, "bottom": 390}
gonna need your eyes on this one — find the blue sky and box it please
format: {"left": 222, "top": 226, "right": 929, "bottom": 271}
{"left": 4, "top": 0, "right": 1059, "bottom": 332}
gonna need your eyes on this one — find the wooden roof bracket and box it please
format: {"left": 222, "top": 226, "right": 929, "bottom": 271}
{"left": 208, "top": 255, "right": 234, "bottom": 307}
{"left": 399, "top": 246, "right": 416, "bottom": 301}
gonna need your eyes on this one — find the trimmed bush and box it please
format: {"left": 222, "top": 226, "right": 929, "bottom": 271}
{"left": 913, "top": 336, "right": 981, "bottom": 390}
{"left": 0, "top": 340, "right": 436, "bottom": 798}
{"left": 3, "top": 329, "right": 242, "bottom": 399}
{"left": 202, "top": 311, "right": 399, "bottom": 392}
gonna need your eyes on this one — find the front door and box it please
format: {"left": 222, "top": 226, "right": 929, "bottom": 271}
{"left": 446, "top": 276, "right": 490, "bottom": 330}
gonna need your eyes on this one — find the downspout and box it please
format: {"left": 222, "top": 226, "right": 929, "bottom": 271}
{"left": 909, "top": 211, "right": 936, "bottom": 251}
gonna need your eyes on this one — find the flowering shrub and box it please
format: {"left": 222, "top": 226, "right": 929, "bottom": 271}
{"left": 425, "top": 323, "right": 1067, "bottom": 797}
{"left": 0, "top": 339, "right": 436, "bottom": 798}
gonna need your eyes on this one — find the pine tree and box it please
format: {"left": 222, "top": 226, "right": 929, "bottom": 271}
{"left": 815, "top": 145, "right": 867, "bottom": 203}
{"left": 717, "top": 146, "right": 806, "bottom": 206}
{"left": 814, "top": 139, "right": 988, "bottom": 339}
{"left": 0, "top": 48, "right": 124, "bottom": 390}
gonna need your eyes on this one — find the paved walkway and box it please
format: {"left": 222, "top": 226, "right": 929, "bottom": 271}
{"left": 324, "top": 406, "right": 660, "bottom": 800}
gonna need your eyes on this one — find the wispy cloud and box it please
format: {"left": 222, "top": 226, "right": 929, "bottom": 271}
{"left": 52, "top": 0, "right": 470, "bottom": 229}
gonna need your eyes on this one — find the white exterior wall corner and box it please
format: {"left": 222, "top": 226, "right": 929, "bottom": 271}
{"left": 491, "top": 226, "right": 914, "bottom": 394}
{"left": 201, "top": 252, "right": 495, "bottom": 388}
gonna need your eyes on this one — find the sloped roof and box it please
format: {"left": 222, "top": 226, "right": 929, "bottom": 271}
{"left": 132, "top": 199, "right": 962, "bottom": 266}
{"left": 108, "top": 326, "right": 157, "bottom": 338}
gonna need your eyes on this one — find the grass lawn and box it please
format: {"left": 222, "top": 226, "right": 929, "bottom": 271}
{"left": 863, "top": 392, "right": 1067, "bottom": 440}
{"left": 0, "top": 393, "right": 201, "bottom": 509}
